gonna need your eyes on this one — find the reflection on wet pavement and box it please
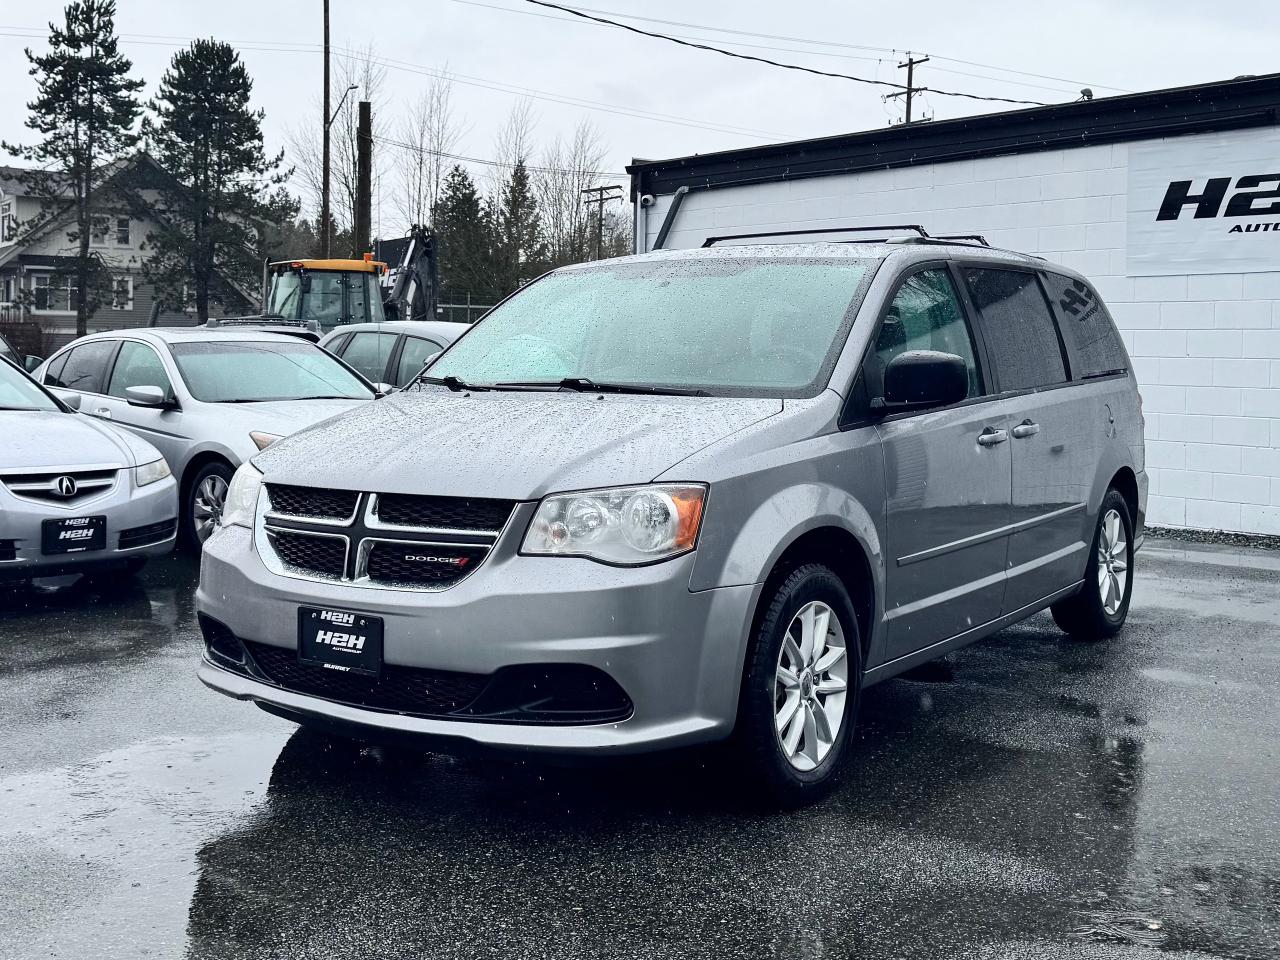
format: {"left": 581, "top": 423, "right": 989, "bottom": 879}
{"left": 1, "top": 542, "right": 1277, "bottom": 959}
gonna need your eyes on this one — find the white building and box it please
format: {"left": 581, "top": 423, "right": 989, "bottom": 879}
{"left": 628, "top": 74, "right": 1280, "bottom": 536}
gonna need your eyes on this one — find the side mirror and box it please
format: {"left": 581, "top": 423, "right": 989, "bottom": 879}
{"left": 875, "top": 350, "right": 968, "bottom": 413}
{"left": 51, "top": 389, "right": 82, "bottom": 411}
{"left": 23, "top": 355, "right": 43, "bottom": 372}
{"left": 124, "top": 385, "right": 170, "bottom": 408}
{"left": 373, "top": 382, "right": 395, "bottom": 397}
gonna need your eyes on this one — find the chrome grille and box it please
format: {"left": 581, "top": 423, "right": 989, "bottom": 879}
{"left": 1, "top": 468, "right": 117, "bottom": 506}
{"left": 256, "top": 487, "right": 516, "bottom": 591}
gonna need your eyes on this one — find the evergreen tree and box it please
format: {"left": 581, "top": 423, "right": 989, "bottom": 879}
{"left": 142, "top": 39, "right": 287, "bottom": 320}
{"left": 1, "top": 0, "right": 143, "bottom": 336}
{"left": 434, "top": 165, "right": 497, "bottom": 301}
{"left": 492, "top": 160, "right": 547, "bottom": 294}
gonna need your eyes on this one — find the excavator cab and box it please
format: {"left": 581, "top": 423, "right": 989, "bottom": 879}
{"left": 263, "top": 257, "right": 388, "bottom": 334}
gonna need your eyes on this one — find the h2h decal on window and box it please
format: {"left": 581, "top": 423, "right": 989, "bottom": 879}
{"left": 1058, "top": 279, "right": 1099, "bottom": 322}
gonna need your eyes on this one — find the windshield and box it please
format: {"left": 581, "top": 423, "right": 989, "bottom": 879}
{"left": 266, "top": 270, "right": 386, "bottom": 332}
{"left": 428, "top": 258, "right": 873, "bottom": 396}
{"left": 0, "top": 359, "right": 61, "bottom": 412}
{"left": 170, "top": 340, "right": 374, "bottom": 403}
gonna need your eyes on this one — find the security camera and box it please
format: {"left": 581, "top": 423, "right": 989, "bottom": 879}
{"left": 640, "top": 194, "right": 656, "bottom": 208}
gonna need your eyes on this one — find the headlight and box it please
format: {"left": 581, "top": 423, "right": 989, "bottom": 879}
{"left": 134, "top": 457, "right": 171, "bottom": 487}
{"left": 250, "top": 431, "right": 282, "bottom": 450}
{"left": 220, "top": 463, "right": 264, "bottom": 529}
{"left": 522, "top": 484, "right": 706, "bottom": 565}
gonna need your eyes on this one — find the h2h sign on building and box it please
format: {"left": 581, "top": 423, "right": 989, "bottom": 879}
{"left": 1127, "top": 127, "right": 1280, "bottom": 276}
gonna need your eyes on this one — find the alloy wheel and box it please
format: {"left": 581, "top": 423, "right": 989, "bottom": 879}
{"left": 1097, "top": 507, "right": 1128, "bottom": 616}
{"left": 774, "top": 600, "right": 849, "bottom": 771}
{"left": 193, "top": 475, "right": 229, "bottom": 543}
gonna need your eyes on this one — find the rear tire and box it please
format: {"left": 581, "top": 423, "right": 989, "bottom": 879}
{"left": 1051, "top": 488, "right": 1134, "bottom": 639}
{"left": 733, "top": 563, "right": 862, "bottom": 807}
{"left": 183, "top": 461, "right": 234, "bottom": 548}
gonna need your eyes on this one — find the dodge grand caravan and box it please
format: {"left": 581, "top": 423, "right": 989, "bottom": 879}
{"left": 196, "top": 235, "right": 1146, "bottom": 804}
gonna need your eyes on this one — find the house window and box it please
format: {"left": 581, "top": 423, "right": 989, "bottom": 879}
{"left": 32, "top": 274, "right": 77, "bottom": 312}
{"left": 90, "top": 215, "right": 109, "bottom": 246}
{"left": 114, "top": 217, "right": 130, "bottom": 246}
{"left": 0, "top": 201, "right": 14, "bottom": 243}
{"left": 111, "top": 276, "right": 133, "bottom": 310}
{"left": 1, "top": 277, "right": 13, "bottom": 303}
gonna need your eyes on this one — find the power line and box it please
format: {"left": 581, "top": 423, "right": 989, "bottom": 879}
{"left": 372, "top": 132, "right": 629, "bottom": 180}
{"left": 520, "top": 0, "right": 1050, "bottom": 107}
{"left": 0, "top": 28, "right": 789, "bottom": 141}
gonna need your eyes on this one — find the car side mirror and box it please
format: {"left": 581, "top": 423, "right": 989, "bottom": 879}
{"left": 373, "top": 382, "right": 395, "bottom": 397}
{"left": 23, "top": 355, "right": 43, "bottom": 372}
{"left": 124, "top": 384, "right": 171, "bottom": 408}
{"left": 51, "top": 388, "right": 82, "bottom": 411}
{"left": 874, "top": 350, "right": 969, "bottom": 414}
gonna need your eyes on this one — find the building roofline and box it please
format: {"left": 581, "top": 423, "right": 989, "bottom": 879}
{"left": 627, "top": 72, "right": 1280, "bottom": 197}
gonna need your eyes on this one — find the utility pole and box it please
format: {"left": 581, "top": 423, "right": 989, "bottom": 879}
{"left": 581, "top": 184, "right": 624, "bottom": 260}
{"left": 354, "top": 100, "right": 372, "bottom": 257}
{"left": 885, "top": 54, "right": 929, "bottom": 124}
{"left": 320, "top": 0, "right": 331, "bottom": 256}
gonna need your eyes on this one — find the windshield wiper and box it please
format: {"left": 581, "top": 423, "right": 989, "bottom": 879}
{"left": 498, "top": 377, "right": 713, "bottom": 397}
{"left": 418, "top": 374, "right": 495, "bottom": 392}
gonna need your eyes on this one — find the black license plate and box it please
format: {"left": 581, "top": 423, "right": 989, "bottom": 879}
{"left": 298, "top": 606, "right": 383, "bottom": 677}
{"left": 41, "top": 515, "right": 107, "bottom": 555}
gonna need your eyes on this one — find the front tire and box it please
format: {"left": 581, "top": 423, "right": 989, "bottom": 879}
{"left": 734, "top": 564, "right": 862, "bottom": 807}
{"left": 184, "top": 461, "right": 234, "bottom": 547}
{"left": 1051, "top": 489, "right": 1134, "bottom": 638}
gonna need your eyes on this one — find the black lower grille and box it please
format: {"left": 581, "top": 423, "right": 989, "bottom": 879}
{"left": 266, "top": 483, "right": 358, "bottom": 520}
{"left": 119, "top": 518, "right": 177, "bottom": 549}
{"left": 0, "top": 539, "right": 16, "bottom": 562}
{"left": 365, "top": 542, "right": 488, "bottom": 588}
{"left": 244, "top": 640, "right": 488, "bottom": 717}
{"left": 271, "top": 530, "right": 347, "bottom": 578}
{"left": 375, "top": 493, "right": 514, "bottom": 531}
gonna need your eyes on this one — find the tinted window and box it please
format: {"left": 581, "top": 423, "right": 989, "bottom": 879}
{"left": 43, "top": 351, "right": 70, "bottom": 387}
{"left": 963, "top": 268, "right": 1067, "bottom": 391}
{"left": 395, "top": 336, "right": 444, "bottom": 387}
{"left": 55, "top": 340, "right": 117, "bottom": 394}
{"left": 170, "top": 340, "right": 373, "bottom": 403}
{"left": 340, "top": 332, "right": 397, "bottom": 383}
{"left": 431, "top": 259, "right": 873, "bottom": 397}
{"left": 867, "top": 268, "right": 981, "bottom": 400}
{"left": 108, "top": 341, "right": 174, "bottom": 400}
{"left": 1041, "top": 273, "right": 1129, "bottom": 379}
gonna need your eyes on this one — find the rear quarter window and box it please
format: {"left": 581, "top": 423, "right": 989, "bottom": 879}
{"left": 1041, "top": 273, "right": 1130, "bottom": 379}
{"left": 963, "top": 267, "right": 1067, "bottom": 392}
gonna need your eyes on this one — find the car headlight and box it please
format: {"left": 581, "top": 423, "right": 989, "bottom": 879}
{"left": 522, "top": 484, "right": 706, "bottom": 565}
{"left": 134, "top": 457, "right": 171, "bottom": 487}
{"left": 220, "top": 463, "right": 264, "bottom": 529}
{"left": 250, "top": 431, "right": 282, "bottom": 450}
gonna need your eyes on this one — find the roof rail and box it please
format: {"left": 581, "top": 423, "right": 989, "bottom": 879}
{"left": 205, "top": 317, "right": 320, "bottom": 332}
{"left": 701, "top": 225, "right": 930, "bottom": 247}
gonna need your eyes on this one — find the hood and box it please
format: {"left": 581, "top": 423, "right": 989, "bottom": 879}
{"left": 253, "top": 389, "right": 782, "bottom": 499}
{"left": 216, "top": 397, "right": 371, "bottom": 435}
{"left": 0, "top": 410, "right": 157, "bottom": 471}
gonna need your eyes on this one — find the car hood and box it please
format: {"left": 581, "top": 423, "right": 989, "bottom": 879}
{"left": 253, "top": 389, "right": 783, "bottom": 499}
{"left": 213, "top": 397, "right": 371, "bottom": 435}
{"left": 0, "top": 410, "right": 157, "bottom": 471}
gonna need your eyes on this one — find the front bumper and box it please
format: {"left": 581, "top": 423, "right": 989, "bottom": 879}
{"left": 0, "top": 474, "right": 177, "bottom": 581}
{"left": 196, "top": 524, "right": 758, "bottom": 755}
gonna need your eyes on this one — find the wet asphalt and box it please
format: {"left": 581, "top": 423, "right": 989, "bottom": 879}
{"left": 1, "top": 542, "right": 1277, "bottom": 960}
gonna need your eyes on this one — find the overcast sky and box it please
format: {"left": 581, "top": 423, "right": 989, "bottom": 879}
{"left": 3, "top": 0, "right": 1279, "bottom": 232}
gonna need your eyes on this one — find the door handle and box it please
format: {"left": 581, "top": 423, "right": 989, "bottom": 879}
{"left": 977, "top": 427, "right": 1008, "bottom": 447}
{"left": 1011, "top": 419, "right": 1040, "bottom": 439}
{"left": 93, "top": 407, "right": 112, "bottom": 419}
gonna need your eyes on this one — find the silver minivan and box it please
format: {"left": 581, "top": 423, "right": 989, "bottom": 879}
{"left": 197, "top": 238, "right": 1146, "bottom": 804}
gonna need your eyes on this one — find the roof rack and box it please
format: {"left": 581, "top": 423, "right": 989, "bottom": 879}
{"left": 205, "top": 317, "right": 320, "bottom": 332}
{"left": 701, "top": 225, "right": 930, "bottom": 247}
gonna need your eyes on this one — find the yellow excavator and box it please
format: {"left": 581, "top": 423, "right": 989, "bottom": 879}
{"left": 211, "top": 227, "right": 439, "bottom": 337}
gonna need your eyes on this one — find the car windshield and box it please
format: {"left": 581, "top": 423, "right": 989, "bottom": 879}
{"left": 427, "top": 257, "right": 874, "bottom": 396}
{"left": 0, "top": 359, "right": 61, "bottom": 412}
{"left": 170, "top": 340, "right": 374, "bottom": 403}
{"left": 266, "top": 270, "right": 386, "bottom": 332}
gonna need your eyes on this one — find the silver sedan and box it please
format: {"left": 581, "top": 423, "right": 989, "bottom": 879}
{"left": 0, "top": 357, "right": 177, "bottom": 582}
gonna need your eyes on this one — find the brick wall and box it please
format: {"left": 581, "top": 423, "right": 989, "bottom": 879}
{"left": 638, "top": 132, "right": 1280, "bottom": 535}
